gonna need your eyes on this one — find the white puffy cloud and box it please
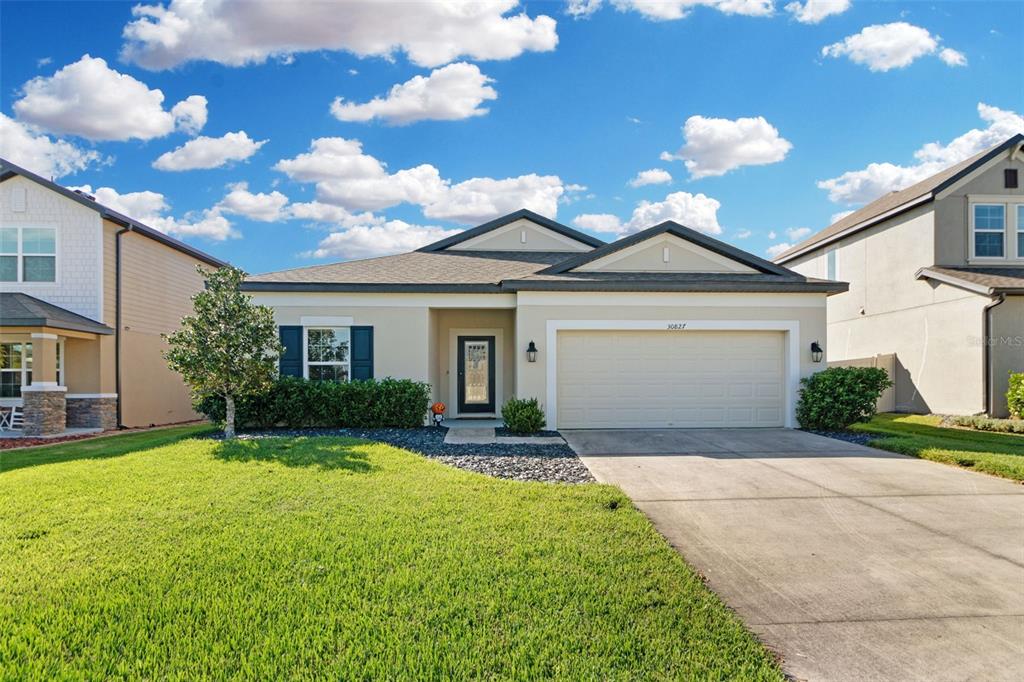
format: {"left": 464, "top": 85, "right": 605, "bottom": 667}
{"left": 734, "top": 229, "right": 752, "bottom": 239}
{"left": 821, "top": 22, "right": 966, "bottom": 72}
{"left": 0, "top": 114, "right": 102, "bottom": 179}
{"left": 12, "top": 55, "right": 206, "bottom": 141}
{"left": 785, "top": 226, "right": 812, "bottom": 241}
{"left": 830, "top": 210, "right": 855, "bottom": 223}
{"left": 612, "top": 0, "right": 773, "bottom": 21}
{"left": 817, "top": 103, "right": 1024, "bottom": 204}
{"left": 75, "top": 184, "right": 238, "bottom": 240}
{"left": 288, "top": 201, "right": 386, "bottom": 229}
{"left": 628, "top": 168, "right": 673, "bottom": 187}
{"left": 216, "top": 182, "right": 289, "bottom": 221}
{"left": 566, "top": 0, "right": 603, "bottom": 18}
{"left": 574, "top": 190, "right": 722, "bottom": 236}
{"left": 121, "top": 0, "right": 557, "bottom": 70}
{"left": 153, "top": 131, "right": 267, "bottom": 171}
{"left": 331, "top": 63, "right": 497, "bottom": 125}
{"left": 938, "top": 47, "right": 967, "bottom": 67}
{"left": 766, "top": 242, "right": 794, "bottom": 258}
{"left": 662, "top": 114, "right": 792, "bottom": 179}
{"left": 170, "top": 95, "right": 209, "bottom": 135}
{"left": 275, "top": 137, "right": 571, "bottom": 223}
{"left": 784, "top": 0, "right": 849, "bottom": 24}
{"left": 308, "top": 220, "right": 460, "bottom": 260}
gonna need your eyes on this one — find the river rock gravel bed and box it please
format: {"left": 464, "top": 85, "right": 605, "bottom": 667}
{"left": 215, "top": 427, "right": 594, "bottom": 484}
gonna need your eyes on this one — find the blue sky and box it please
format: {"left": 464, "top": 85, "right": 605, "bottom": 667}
{"left": 2, "top": 1, "right": 1022, "bottom": 274}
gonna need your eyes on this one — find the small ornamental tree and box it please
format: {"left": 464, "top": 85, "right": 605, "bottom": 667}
{"left": 164, "top": 266, "right": 282, "bottom": 438}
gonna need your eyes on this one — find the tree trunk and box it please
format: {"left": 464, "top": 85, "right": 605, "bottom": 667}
{"left": 224, "top": 394, "right": 236, "bottom": 439}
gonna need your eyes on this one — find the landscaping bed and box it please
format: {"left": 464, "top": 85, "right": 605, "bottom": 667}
{"left": 0, "top": 429, "right": 781, "bottom": 679}
{"left": 216, "top": 427, "right": 593, "bottom": 484}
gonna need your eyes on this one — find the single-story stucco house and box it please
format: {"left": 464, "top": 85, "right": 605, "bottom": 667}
{"left": 0, "top": 159, "right": 227, "bottom": 436}
{"left": 775, "top": 134, "right": 1024, "bottom": 417}
{"left": 241, "top": 210, "right": 846, "bottom": 429}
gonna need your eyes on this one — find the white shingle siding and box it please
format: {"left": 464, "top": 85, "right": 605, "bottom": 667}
{"left": 0, "top": 176, "right": 104, "bottom": 322}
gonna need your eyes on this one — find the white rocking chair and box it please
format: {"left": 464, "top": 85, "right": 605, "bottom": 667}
{"left": 0, "top": 406, "right": 24, "bottom": 432}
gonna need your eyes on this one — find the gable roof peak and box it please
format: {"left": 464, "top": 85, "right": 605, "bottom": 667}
{"left": 416, "top": 208, "right": 605, "bottom": 252}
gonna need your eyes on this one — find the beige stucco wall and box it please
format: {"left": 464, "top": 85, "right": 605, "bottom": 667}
{"left": 115, "top": 229, "right": 211, "bottom": 427}
{"left": 787, "top": 204, "right": 993, "bottom": 415}
{"left": 934, "top": 156, "right": 1024, "bottom": 266}
{"left": 990, "top": 295, "right": 1024, "bottom": 417}
{"left": 514, "top": 291, "right": 828, "bottom": 428}
{"left": 431, "top": 308, "right": 516, "bottom": 416}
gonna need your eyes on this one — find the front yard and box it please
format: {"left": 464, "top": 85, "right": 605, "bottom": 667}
{"left": 0, "top": 430, "right": 781, "bottom": 680}
{"left": 852, "top": 414, "right": 1024, "bottom": 481}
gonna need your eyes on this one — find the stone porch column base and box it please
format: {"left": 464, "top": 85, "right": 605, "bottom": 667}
{"left": 66, "top": 394, "right": 118, "bottom": 430}
{"left": 21, "top": 385, "right": 67, "bottom": 436}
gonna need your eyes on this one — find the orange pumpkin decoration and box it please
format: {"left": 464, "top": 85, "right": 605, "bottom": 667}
{"left": 431, "top": 402, "right": 446, "bottom": 415}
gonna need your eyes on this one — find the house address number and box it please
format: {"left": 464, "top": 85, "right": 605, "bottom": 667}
{"left": 667, "top": 323, "right": 687, "bottom": 330}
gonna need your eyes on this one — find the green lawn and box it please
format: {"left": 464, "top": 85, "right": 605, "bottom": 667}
{"left": 852, "top": 413, "right": 1024, "bottom": 481}
{"left": 0, "top": 431, "right": 781, "bottom": 680}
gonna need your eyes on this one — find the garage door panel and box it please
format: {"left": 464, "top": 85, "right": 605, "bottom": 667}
{"left": 556, "top": 330, "right": 785, "bottom": 429}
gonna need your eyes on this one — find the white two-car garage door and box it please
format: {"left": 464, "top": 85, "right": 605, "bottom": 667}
{"left": 556, "top": 330, "right": 785, "bottom": 429}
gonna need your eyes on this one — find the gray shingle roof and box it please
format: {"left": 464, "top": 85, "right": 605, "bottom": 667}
{"left": 774, "top": 134, "right": 1024, "bottom": 264}
{"left": 916, "top": 266, "right": 1024, "bottom": 295}
{"left": 0, "top": 293, "right": 114, "bottom": 334}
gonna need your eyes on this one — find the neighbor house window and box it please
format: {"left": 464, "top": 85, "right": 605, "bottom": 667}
{"left": 0, "top": 227, "right": 56, "bottom": 282}
{"left": 1018, "top": 205, "right": 1024, "bottom": 258}
{"left": 0, "top": 343, "right": 32, "bottom": 398}
{"left": 972, "top": 204, "right": 1005, "bottom": 258}
{"left": 305, "top": 327, "right": 350, "bottom": 382}
{"left": 826, "top": 249, "right": 838, "bottom": 280}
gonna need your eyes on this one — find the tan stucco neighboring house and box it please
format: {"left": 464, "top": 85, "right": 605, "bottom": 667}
{"left": 0, "top": 159, "right": 227, "bottom": 436}
{"left": 775, "top": 134, "right": 1024, "bottom": 418}
{"left": 242, "top": 210, "right": 845, "bottom": 430}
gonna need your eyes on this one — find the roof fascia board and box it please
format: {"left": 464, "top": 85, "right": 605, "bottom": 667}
{"left": 239, "top": 282, "right": 505, "bottom": 293}
{"left": 544, "top": 221, "right": 798, "bottom": 277}
{"left": 0, "top": 158, "right": 228, "bottom": 268}
{"left": 501, "top": 279, "right": 848, "bottom": 294}
{"left": 417, "top": 209, "right": 604, "bottom": 252}
{"left": 775, "top": 193, "right": 933, "bottom": 264}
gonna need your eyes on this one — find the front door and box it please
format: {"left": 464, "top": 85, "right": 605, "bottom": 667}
{"left": 457, "top": 336, "right": 495, "bottom": 414}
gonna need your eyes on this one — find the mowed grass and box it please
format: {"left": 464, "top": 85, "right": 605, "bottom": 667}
{"left": 852, "top": 413, "right": 1024, "bottom": 481}
{"left": 0, "top": 432, "right": 781, "bottom": 680}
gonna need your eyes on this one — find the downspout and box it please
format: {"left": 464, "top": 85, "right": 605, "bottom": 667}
{"left": 115, "top": 225, "right": 131, "bottom": 429}
{"left": 982, "top": 293, "right": 1006, "bottom": 416}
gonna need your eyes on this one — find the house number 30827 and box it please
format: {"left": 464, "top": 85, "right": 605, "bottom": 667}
{"left": 667, "top": 323, "right": 687, "bottom": 330}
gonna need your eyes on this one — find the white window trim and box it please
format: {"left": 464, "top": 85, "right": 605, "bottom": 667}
{"left": 968, "top": 197, "right": 1024, "bottom": 263}
{"left": 1017, "top": 205, "right": 1024, "bottom": 259}
{"left": 0, "top": 226, "right": 59, "bottom": 284}
{"left": 544, "top": 319, "right": 801, "bottom": 430}
{"left": 302, "top": 326, "right": 351, "bottom": 382}
{"left": 0, "top": 339, "right": 64, "bottom": 405}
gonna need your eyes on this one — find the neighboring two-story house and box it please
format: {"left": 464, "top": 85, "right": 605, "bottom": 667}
{"left": 776, "top": 134, "right": 1024, "bottom": 418}
{"left": 0, "top": 160, "right": 226, "bottom": 436}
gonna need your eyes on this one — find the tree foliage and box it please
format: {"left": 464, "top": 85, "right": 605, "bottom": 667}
{"left": 164, "top": 266, "right": 282, "bottom": 437}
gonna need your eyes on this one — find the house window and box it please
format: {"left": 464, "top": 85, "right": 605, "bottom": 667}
{"left": 1018, "top": 205, "right": 1024, "bottom": 259}
{"left": 0, "top": 227, "right": 56, "bottom": 282}
{"left": 0, "top": 343, "right": 32, "bottom": 398}
{"left": 972, "top": 204, "right": 1005, "bottom": 258}
{"left": 826, "top": 249, "right": 838, "bottom": 280}
{"left": 305, "top": 327, "right": 350, "bottom": 382}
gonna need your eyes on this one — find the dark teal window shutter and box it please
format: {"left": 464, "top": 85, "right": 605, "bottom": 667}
{"left": 279, "top": 326, "right": 303, "bottom": 377}
{"left": 351, "top": 326, "right": 374, "bottom": 380}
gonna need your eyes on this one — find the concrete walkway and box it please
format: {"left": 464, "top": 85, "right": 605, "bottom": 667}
{"left": 564, "top": 428, "right": 1024, "bottom": 682}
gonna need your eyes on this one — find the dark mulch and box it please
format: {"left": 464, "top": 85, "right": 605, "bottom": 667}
{"left": 802, "top": 429, "right": 876, "bottom": 446}
{"left": 495, "top": 427, "right": 563, "bottom": 438}
{"left": 0, "top": 433, "right": 99, "bottom": 450}
{"left": 210, "top": 427, "right": 594, "bottom": 484}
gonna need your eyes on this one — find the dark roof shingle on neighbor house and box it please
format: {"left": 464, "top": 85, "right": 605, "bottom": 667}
{"left": 773, "top": 134, "right": 1024, "bottom": 264}
{"left": 0, "top": 293, "right": 114, "bottom": 335}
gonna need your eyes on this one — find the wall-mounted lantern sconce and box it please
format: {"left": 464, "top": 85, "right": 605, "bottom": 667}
{"left": 810, "top": 341, "right": 824, "bottom": 363}
{"left": 526, "top": 340, "right": 538, "bottom": 363}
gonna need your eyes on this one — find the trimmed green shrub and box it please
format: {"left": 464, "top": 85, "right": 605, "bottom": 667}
{"left": 796, "top": 366, "right": 893, "bottom": 431}
{"left": 196, "top": 376, "right": 431, "bottom": 429}
{"left": 501, "top": 397, "right": 546, "bottom": 434}
{"left": 1008, "top": 372, "right": 1024, "bottom": 419}
{"left": 945, "top": 414, "right": 1024, "bottom": 434}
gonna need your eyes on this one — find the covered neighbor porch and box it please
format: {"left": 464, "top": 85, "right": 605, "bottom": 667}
{"left": 1, "top": 293, "right": 116, "bottom": 437}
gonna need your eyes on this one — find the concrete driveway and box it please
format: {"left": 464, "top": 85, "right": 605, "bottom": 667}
{"left": 564, "top": 428, "right": 1024, "bottom": 682}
